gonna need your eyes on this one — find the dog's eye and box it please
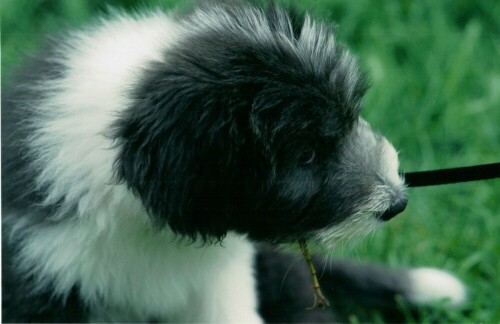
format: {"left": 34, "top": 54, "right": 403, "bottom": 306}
{"left": 298, "top": 147, "right": 316, "bottom": 165}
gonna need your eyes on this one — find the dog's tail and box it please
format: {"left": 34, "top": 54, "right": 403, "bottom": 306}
{"left": 256, "top": 245, "right": 467, "bottom": 322}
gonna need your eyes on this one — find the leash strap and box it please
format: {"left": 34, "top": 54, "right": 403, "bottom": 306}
{"left": 403, "top": 162, "right": 500, "bottom": 187}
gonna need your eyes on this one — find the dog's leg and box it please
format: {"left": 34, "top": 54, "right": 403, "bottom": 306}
{"left": 256, "top": 245, "right": 466, "bottom": 323}
{"left": 318, "top": 259, "right": 467, "bottom": 310}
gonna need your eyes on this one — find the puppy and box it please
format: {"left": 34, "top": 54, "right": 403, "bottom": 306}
{"left": 2, "top": 1, "right": 466, "bottom": 322}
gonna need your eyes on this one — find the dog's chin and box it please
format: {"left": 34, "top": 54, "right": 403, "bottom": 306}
{"left": 310, "top": 212, "right": 384, "bottom": 249}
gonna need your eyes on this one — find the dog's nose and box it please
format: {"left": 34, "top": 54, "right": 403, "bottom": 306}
{"left": 378, "top": 196, "right": 408, "bottom": 221}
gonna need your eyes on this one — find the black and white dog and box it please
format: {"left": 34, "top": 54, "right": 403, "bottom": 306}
{"left": 2, "top": 1, "right": 466, "bottom": 322}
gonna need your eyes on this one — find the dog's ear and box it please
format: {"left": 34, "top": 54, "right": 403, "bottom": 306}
{"left": 111, "top": 64, "right": 252, "bottom": 241}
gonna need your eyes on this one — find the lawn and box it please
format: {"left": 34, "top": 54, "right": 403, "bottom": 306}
{"left": 2, "top": 0, "right": 499, "bottom": 322}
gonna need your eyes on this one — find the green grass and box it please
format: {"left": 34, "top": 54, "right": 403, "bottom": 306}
{"left": 2, "top": 0, "right": 499, "bottom": 322}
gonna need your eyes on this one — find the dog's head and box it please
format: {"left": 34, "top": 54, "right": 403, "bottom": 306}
{"left": 113, "top": 2, "right": 407, "bottom": 245}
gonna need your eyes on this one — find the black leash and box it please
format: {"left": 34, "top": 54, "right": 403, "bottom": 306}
{"left": 403, "top": 162, "right": 500, "bottom": 187}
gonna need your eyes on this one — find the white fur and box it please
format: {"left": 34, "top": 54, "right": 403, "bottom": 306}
{"left": 12, "top": 210, "right": 260, "bottom": 322}
{"left": 407, "top": 268, "right": 467, "bottom": 307}
{"left": 12, "top": 11, "right": 261, "bottom": 323}
{"left": 381, "top": 137, "right": 403, "bottom": 187}
{"left": 29, "top": 10, "right": 183, "bottom": 224}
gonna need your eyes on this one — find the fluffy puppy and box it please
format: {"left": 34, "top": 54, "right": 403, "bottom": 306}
{"left": 2, "top": 1, "right": 466, "bottom": 322}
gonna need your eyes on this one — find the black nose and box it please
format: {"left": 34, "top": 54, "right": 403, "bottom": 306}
{"left": 378, "top": 196, "right": 408, "bottom": 221}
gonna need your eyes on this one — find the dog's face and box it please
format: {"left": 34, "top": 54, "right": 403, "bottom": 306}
{"left": 114, "top": 3, "right": 407, "bottom": 244}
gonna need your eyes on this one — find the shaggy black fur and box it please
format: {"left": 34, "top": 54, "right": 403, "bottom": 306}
{"left": 112, "top": 2, "right": 367, "bottom": 242}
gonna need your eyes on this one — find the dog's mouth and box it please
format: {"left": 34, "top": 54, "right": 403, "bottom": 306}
{"left": 311, "top": 211, "right": 382, "bottom": 248}
{"left": 308, "top": 190, "right": 408, "bottom": 248}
